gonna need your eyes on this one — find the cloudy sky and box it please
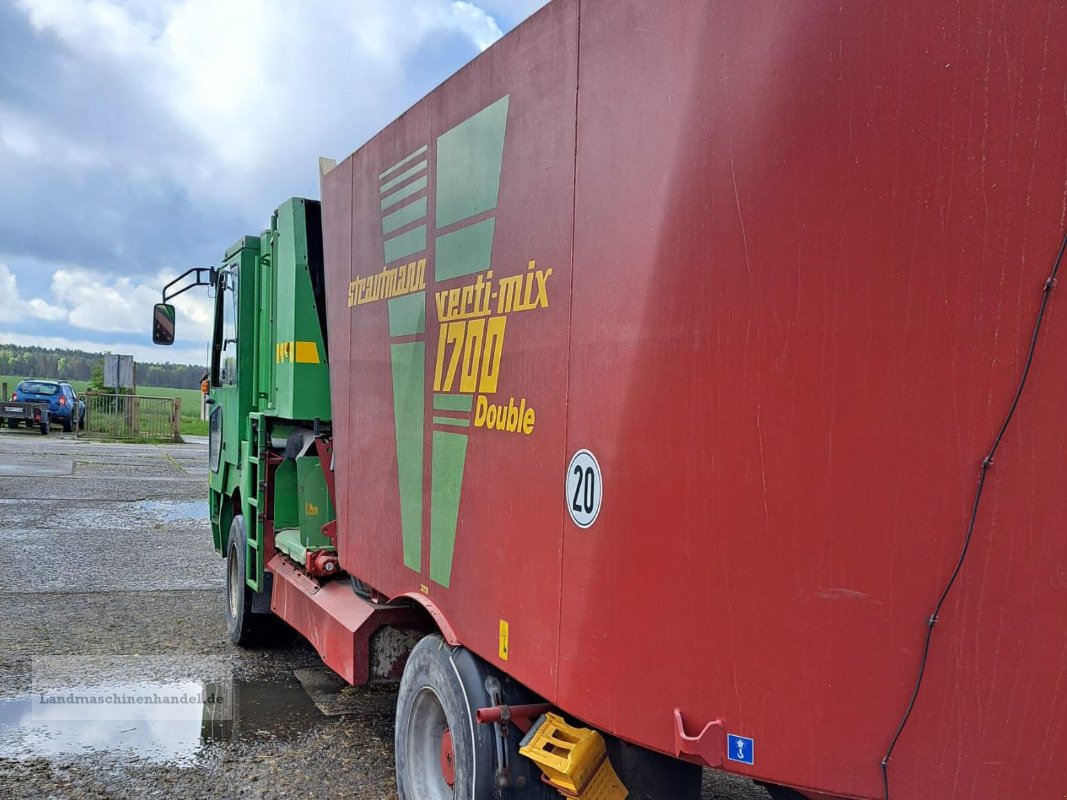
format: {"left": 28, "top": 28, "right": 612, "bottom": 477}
{"left": 0, "top": 0, "right": 547, "bottom": 365}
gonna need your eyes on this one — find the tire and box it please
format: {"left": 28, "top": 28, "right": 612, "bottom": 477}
{"left": 39, "top": 422, "right": 48, "bottom": 435}
{"left": 395, "top": 635, "right": 553, "bottom": 800}
{"left": 396, "top": 635, "right": 491, "bottom": 800}
{"left": 62, "top": 417, "right": 72, "bottom": 433}
{"left": 225, "top": 515, "right": 259, "bottom": 646}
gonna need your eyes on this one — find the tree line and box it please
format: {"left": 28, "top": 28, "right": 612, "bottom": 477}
{"left": 0, "top": 344, "right": 205, "bottom": 390}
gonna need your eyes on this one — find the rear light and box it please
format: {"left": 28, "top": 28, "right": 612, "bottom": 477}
{"left": 58, "top": 396, "right": 67, "bottom": 406}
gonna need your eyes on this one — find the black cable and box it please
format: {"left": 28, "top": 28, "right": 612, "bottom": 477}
{"left": 881, "top": 231, "right": 1067, "bottom": 800}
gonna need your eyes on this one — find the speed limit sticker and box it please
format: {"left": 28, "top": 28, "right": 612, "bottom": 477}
{"left": 566, "top": 449, "right": 602, "bottom": 528}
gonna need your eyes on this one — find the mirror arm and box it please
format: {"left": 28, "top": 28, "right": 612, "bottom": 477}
{"left": 162, "top": 267, "right": 218, "bottom": 303}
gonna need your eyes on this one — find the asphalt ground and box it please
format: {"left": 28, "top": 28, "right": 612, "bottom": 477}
{"left": 0, "top": 427, "right": 770, "bottom": 800}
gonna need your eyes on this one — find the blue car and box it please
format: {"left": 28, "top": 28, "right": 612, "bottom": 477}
{"left": 11, "top": 380, "right": 86, "bottom": 432}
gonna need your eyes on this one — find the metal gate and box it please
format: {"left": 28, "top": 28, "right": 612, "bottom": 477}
{"left": 81, "top": 393, "right": 182, "bottom": 442}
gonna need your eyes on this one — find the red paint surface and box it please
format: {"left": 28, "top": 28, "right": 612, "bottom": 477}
{"left": 440, "top": 729, "right": 456, "bottom": 787}
{"left": 268, "top": 555, "right": 418, "bottom": 685}
{"left": 322, "top": 2, "right": 1067, "bottom": 798}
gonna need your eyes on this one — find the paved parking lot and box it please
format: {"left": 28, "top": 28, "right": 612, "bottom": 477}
{"left": 0, "top": 428, "right": 768, "bottom": 800}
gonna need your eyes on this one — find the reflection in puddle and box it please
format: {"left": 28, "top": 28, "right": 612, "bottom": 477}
{"left": 0, "top": 676, "right": 325, "bottom": 764}
{"left": 136, "top": 500, "right": 209, "bottom": 521}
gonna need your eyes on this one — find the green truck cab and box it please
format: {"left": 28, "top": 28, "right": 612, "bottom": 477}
{"left": 154, "top": 198, "right": 336, "bottom": 641}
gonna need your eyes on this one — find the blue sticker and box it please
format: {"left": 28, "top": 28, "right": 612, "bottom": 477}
{"left": 727, "top": 734, "right": 755, "bottom": 765}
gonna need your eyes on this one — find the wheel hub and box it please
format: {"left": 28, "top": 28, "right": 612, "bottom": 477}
{"left": 227, "top": 548, "right": 239, "bottom": 619}
{"left": 440, "top": 728, "right": 455, "bottom": 787}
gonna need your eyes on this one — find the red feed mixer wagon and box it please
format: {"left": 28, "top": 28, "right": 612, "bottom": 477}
{"left": 155, "top": 1, "right": 1067, "bottom": 798}
{"left": 322, "top": 1, "right": 1067, "bottom": 797}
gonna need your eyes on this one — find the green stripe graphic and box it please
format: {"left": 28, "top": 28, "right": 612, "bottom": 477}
{"left": 430, "top": 430, "right": 468, "bottom": 587}
{"left": 382, "top": 176, "right": 428, "bottom": 211}
{"left": 388, "top": 292, "right": 425, "bottom": 337}
{"left": 379, "top": 144, "right": 428, "bottom": 180}
{"left": 384, "top": 225, "right": 427, "bottom": 264}
{"left": 433, "top": 394, "right": 473, "bottom": 412}
{"left": 436, "top": 95, "right": 510, "bottom": 228}
{"left": 382, "top": 197, "right": 427, "bottom": 235}
{"left": 380, "top": 160, "right": 428, "bottom": 194}
{"left": 391, "top": 342, "right": 425, "bottom": 572}
{"left": 435, "top": 218, "right": 496, "bottom": 281}
{"left": 433, "top": 416, "right": 471, "bottom": 428}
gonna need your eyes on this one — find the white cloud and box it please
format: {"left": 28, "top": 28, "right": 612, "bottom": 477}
{"left": 12, "top": 0, "right": 511, "bottom": 210}
{"left": 3, "top": 0, "right": 545, "bottom": 351}
{"left": 0, "top": 263, "right": 67, "bottom": 323}
{"left": 49, "top": 266, "right": 213, "bottom": 340}
{"left": 0, "top": 261, "right": 210, "bottom": 345}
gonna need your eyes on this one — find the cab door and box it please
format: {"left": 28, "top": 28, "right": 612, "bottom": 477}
{"left": 209, "top": 265, "right": 241, "bottom": 473}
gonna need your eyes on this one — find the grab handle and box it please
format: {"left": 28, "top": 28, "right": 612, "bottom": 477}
{"left": 673, "top": 709, "right": 724, "bottom": 767}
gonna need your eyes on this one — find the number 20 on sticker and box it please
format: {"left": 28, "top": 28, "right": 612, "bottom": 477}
{"left": 566, "top": 449, "right": 603, "bottom": 529}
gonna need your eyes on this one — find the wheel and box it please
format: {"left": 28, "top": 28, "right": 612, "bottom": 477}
{"left": 39, "top": 422, "right": 48, "bottom": 435}
{"left": 396, "top": 635, "right": 490, "bottom": 800}
{"left": 62, "top": 417, "right": 72, "bottom": 433}
{"left": 395, "top": 635, "right": 553, "bottom": 800}
{"left": 225, "top": 514, "right": 260, "bottom": 646}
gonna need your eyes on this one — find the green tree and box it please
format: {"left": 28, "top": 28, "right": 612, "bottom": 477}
{"left": 89, "top": 361, "right": 105, "bottom": 391}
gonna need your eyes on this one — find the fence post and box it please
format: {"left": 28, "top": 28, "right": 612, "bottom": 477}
{"left": 173, "top": 397, "right": 182, "bottom": 442}
{"left": 132, "top": 394, "right": 141, "bottom": 437}
{"left": 82, "top": 392, "right": 92, "bottom": 437}
{"left": 1, "top": 382, "right": 7, "bottom": 400}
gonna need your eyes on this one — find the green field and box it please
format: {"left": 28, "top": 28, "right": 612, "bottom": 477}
{"left": 1, "top": 375, "right": 207, "bottom": 436}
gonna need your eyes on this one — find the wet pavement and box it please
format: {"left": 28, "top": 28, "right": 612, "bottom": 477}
{"left": 0, "top": 427, "right": 769, "bottom": 800}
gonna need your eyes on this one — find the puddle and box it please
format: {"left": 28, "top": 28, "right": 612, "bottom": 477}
{"left": 137, "top": 500, "right": 209, "bottom": 521}
{"left": 0, "top": 457, "right": 74, "bottom": 478}
{"left": 0, "top": 676, "right": 326, "bottom": 764}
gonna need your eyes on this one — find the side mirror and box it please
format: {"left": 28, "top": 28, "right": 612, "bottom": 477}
{"left": 153, "top": 303, "right": 176, "bottom": 345}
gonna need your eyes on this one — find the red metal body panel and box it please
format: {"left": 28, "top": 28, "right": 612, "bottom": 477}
{"left": 321, "top": 2, "right": 1067, "bottom": 798}
{"left": 326, "top": 0, "right": 579, "bottom": 698}
{"left": 268, "top": 554, "right": 418, "bottom": 685}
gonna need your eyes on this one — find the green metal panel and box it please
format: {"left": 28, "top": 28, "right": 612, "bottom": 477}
{"left": 271, "top": 198, "right": 332, "bottom": 422}
{"left": 274, "top": 528, "right": 305, "bottom": 563}
{"left": 297, "top": 456, "right": 334, "bottom": 551}
{"left": 273, "top": 459, "right": 298, "bottom": 528}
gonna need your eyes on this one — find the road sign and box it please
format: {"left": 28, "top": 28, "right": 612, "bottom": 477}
{"left": 727, "top": 734, "right": 755, "bottom": 765}
{"left": 104, "top": 354, "right": 135, "bottom": 389}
